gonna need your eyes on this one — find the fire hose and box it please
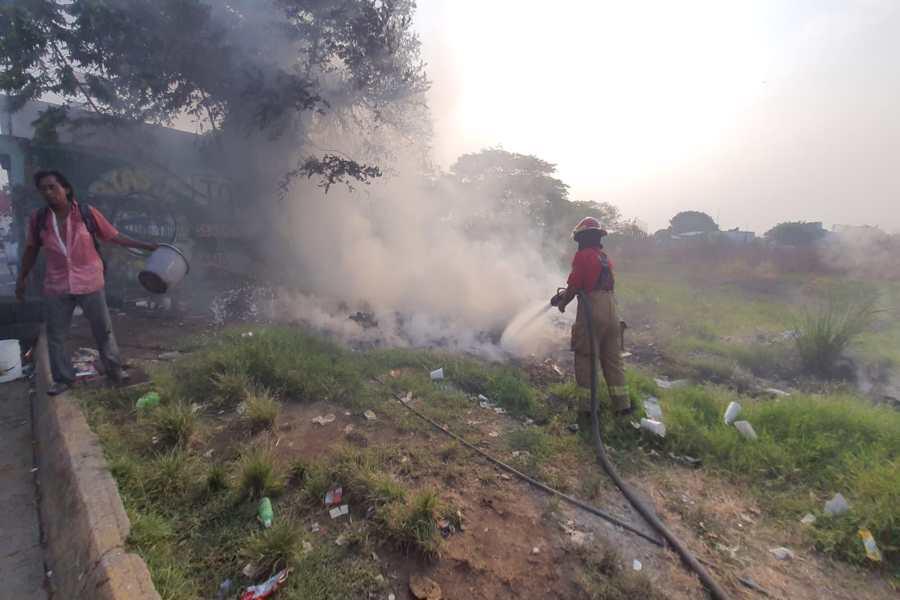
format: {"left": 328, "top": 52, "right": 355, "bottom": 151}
{"left": 382, "top": 293, "right": 729, "bottom": 599}
{"left": 575, "top": 290, "right": 729, "bottom": 600}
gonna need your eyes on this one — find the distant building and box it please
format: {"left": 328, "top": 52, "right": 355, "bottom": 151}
{"left": 720, "top": 229, "right": 756, "bottom": 244}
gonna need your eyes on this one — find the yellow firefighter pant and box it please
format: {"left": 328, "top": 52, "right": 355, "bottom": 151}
{"left": 571, "top": 290, "right": 630, "bottom": 412}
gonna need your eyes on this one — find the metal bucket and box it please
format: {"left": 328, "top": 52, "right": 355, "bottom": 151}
{"left": 139, "top": 244, "right": 189, "bottom": 294}
{"left": 0, "top": 339, "right": 22, "bottom": 383}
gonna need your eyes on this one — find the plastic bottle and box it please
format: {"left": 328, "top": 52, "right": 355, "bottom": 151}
{"left": 258, "top": 497, "right": 273, "bottom": 528}
{"left": 136, "top": 392, "right": 160, "bottom": 410}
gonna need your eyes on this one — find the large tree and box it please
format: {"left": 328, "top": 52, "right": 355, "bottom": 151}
{"left": 0, "top": 0, "right": 429, "bottom": 189}
{"left": 669, "top": 210, "right": 718, "bottom": 234}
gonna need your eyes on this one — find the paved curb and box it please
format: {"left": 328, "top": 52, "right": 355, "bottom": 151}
{"left": 33, "top": 328, "right": 160, "bottom": 600}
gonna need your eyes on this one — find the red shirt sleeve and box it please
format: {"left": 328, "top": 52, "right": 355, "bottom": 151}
{"left": 89, "top": 207, "right": 120, "bottom": 242}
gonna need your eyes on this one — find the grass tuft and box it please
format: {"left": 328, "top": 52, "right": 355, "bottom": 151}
{"left": 245, "top": 386, "right": 281, "bottom": 432}
{"left": 237, "top": 445, "right": 283, "bottom": 499}
{"left": 796, "top": 293, "right": 879, "bottom": 377}
{"left": 244, "top": 523, "right": 304, "bottom": 574}
{"left": 148, "top": 401, "right": 195, "bottom": 448}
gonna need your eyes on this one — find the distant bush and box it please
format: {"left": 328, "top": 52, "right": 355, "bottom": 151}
{"left": 796, "top": 294, "right": 879, "bottom": 377}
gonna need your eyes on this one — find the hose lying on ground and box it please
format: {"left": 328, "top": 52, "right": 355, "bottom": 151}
{"left": 577, "top": 290, "right": 729, "bottom": 600}
{"left": 383, "top": 385, "right": 664, "bottom": 547}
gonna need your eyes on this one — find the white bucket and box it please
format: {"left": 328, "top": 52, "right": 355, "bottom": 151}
{"left": 139, "top": 244, "right": 189, "bottom": 294}
{"left": 0, "top": 339, "right": 22, "bottom": 383}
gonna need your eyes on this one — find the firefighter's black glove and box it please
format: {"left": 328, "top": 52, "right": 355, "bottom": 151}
{"left": 550, "top": 293, "right": 561, "bottom": 307}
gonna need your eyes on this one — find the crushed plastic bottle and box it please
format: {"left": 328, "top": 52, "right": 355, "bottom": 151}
{"left": 136, "top": 392, "right": 160, "bottom": 411}
{"left": 643, "top": 397, "right": 663, "bottom": 420}
{"left": 257, "top": 497, "right": 273, "bottom": 528}
{"left": 241, "top": 569, "right": 289, "bottom": 600}
{"left": 858, "top": 529, "right": 882, "bottom": 562}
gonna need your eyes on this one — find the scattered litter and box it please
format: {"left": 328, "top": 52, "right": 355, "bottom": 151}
{"left": 311, "top": 414, "right": 336, "bottom": 426}
{"left": 488, "top": 431, "right": 499, "bottom": 438}
{"left": 493, "top": 406, "right": 506, "bottom": 414}
{"left": 620, "top": 351, "right": 632, "bottom": 358}
{"left": 343, "top": 424, "right": 354, "bottom": 435}
{"left": 466, "top": 420, "right": 481, "bottom": 426}
{"left": 409, "top": 574, "right": 442, "bottom": 600}
{"left": 858, "top": 529, "right": 882, "bottom": 562}
{"left": 824, "top": 493, "right": 849, "bottom": 516}
{"left": 531, "top": 546, "right": 540, "bottom": 555}
{"left": 562, "top": 521, "right": 587, "bottom": 546}
{"left": 324, "top": 487, "right": 343, "bottom": 507}
{"left": 477, "top": 394, "right": 490, "bottom": 402}
{"left": 654, "top": 377, "right": 688, "bottom": 390}
{"left": 215, "top": 579, "right": 233, "bottom": 600}
{"left": 363, "top": 410, "right": 377, "bottom": 421}
{"left": 310, "top": 522, "right": 320, "bottom": 533}
{"left": 765, "top": 387, "right": 790, "bottom": 397}
{"left": 242, "top": 562, "right": 257, "bottom": 578}
{"left": 430, "top": 368, "right": 444, "bottom": 381}
{"left": 737, "top": 576, "right": 770, "bottom": 597}
{"left": 236, "top": 402, "right": 247, "bottom": 416}
{"left": 437, "top": 518, "right": 456, "bottom": 538}
{"left": 800, "top": 513, "right": 816, "bottom": 526}
{"left": 668, "top": 452, "right": 702, "bottom": 467}
{"left": 630, "top": 420, "right": 641, "bottom": 430}
{"left": 136, "top": 392, "right": 160, "bottom": 411}
{"left": 158, "top": 351, "right": 181, "bottom": 361}
{"left": 329, "top": 504, "right": 350, "bottom": 519}
{"left": 524, "top": 418, "right": 534, "bottom": 425}
{"left": 723, "top": 401, "right": 742, "bottom": 425}
{"left": 567, "top": 423, "right": 580, "bottom": 433}
{"left": 639, "top": 418, "right": 666, "bottom": 438}
{"left": 768, "top": 547, "right": 794, "bottom": 561}
{"left": 257, "top": 497, "right": 273, "bottom": 528}
{"left": 479, "top": 401, "right": 494, "bottom": 410}
{"left": 335, "top": 534, "right": 347, "bottom": 546}
{"left": 632, "top": 559, "right": 642, "bottom": 571}
{"left": 402, "top": 391, "right": 412, "bottom": 404}
{"left": 30, "top": 467, "right": 38, "bottom": 473}
{"left": 301, "top": 541, "right": 313, "bottom": 554}
{"left": 511, "top": 450, "right": 531, "bottom": 459}
{"left": 500, "top": 473, "right": 512, "bottom": 480}
{"left": 733, "top": 420, "right": 758, "bottom": 440}
{"left": 643, "top": 396, "right": 663, "bottom": 420}
{"left": 389, "top": 594, "right": 396, "bottom": 600}
{"left": 241, "top": 331, "right": 254, "bottom": 338}
{"left": 240, "top": 568, "right": 289, "bottom": 600}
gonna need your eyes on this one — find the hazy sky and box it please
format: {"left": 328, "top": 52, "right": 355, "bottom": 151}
{"left": 414, "top": 0, "right": 900, "bottom": 233}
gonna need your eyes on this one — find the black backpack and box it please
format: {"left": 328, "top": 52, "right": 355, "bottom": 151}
{"left": 32, "top": 202, "right": 107, "bottom": 273}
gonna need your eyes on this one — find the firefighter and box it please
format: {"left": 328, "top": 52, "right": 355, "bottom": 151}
{"left": 551, "top": 217, "right": 632, "bottom": 417}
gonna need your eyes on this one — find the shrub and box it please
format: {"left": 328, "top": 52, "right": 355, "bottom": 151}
{"left": 245, "top": 386, "right": 280, "bottom": 432}
{"left": 149, "top": 401, "right": 195, "bottom": 448}
{"left": 244, "top": 523, "right": 304, "bottom": 573}
{"left": 237, "top": 446, "right": 283, "bottom": 499}
{"left": 796, "top": 294, "right": 879, "bottom": 377}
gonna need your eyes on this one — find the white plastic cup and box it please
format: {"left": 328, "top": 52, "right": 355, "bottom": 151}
{"left": 723, "top": 401, "right": 742, "bottom": 425}
{"left": 430, "top": 368, "right": 444, "bottom": 380}
{"left": 734, "top": 420, "right": 758, "bottom": 440}
{"left": 640, "top": 418, "right": 666, "bottom": 438}
{"left": 0, "top": 339, "right": 22, "bottom": 383}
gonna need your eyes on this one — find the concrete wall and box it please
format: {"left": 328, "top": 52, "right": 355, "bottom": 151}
{"left": 33, "top": 329, "right": 160, "bottom": 600}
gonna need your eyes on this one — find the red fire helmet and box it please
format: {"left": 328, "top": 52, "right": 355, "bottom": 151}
{"left": 572, "top": 216, "right": 604, "bottom": 238}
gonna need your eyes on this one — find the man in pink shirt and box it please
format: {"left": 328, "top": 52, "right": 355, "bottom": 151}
{"left": 16, "top": 170, "right": 158, "bottom": 395}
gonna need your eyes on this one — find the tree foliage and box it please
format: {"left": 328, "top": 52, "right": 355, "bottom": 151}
{"left": 450, "top": 148, "right": 570, "bottom": 228}
{"left": 669, "top": 210, "right": 718, "bottom": 234}
{"left": 0, "top": 0, "right": 429, "bottom": 188}
{"left": 765, "top": 221, "right": 827, "bottom": 246}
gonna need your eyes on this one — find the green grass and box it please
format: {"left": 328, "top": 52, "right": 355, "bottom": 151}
{"left": 659, "top": 385, "right": 900, "bottom": 569}
{"left": 147, "top": 400, "right": 196, "bottom": 448}
{"left": 244, "top": 523, "right": 305, "bottom": 574}
{"left": 238, "top": 445, "right": 284, "bottom": 499}
{"left": 574, "top": 544, "right": 665, "bottom": 600}
{"left": 244, "top": 386, "right": 281, "bottom": 432}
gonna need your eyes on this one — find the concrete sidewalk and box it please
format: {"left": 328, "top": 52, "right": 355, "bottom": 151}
{"left": 0, "top": 380, "right": 48, "bottom": 599}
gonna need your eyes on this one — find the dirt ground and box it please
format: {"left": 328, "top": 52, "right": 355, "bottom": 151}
{"left": 70, "top": 311, "right": 896, "bottom": 599}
